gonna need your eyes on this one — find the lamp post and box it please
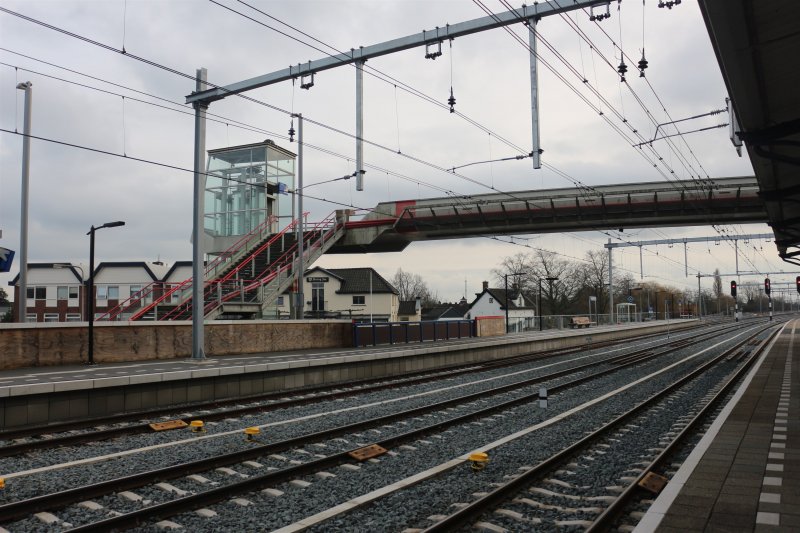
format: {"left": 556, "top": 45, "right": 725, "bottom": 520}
{"left": 504, "top": 272, "right": 524, "bottom": 334}
{"left": 16, "top": 81, "right": 32, "bottom": 323}
{"left": 53, "top": 263, "right": 85, "bottom": 321}
{"left": 538, "top": 276, "right": 559, "bottom": 331}
{"left": 87, "top": 221, "right": 125, "bottom": 365}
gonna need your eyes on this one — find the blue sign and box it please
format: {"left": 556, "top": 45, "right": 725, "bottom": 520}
{"left": 0, "top": 247, "right": 14, "bottom": 273}
{"left": 277, "top": 182, "right": 288, "bottom": 195}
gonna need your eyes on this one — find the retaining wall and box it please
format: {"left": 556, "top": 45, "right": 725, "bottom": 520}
{"left": 0, "top": 320, "right": 697, "bottom": 429}
{"left": 0, "top": 320, "right": 352, "bottom": 370}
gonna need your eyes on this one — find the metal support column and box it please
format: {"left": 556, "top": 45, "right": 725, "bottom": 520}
{"left": 697, "top": 272, "right": 702, "bottom": 320}
{"left": 355, "top": 60, "right": 365, "bottom": 190}
{"left": 16, "top": 81, "right": 32, "bottom": 322}
{"left": 735, "top": 239, "right": 739, "bottom": 278}
{"left": 639, "top": 245, "right": 643, "bottom": 279}
{"left": 608, "top": 238, "right": 613, "bottom": 324}
{"left": 526, "top": 14, "right": 541, "bottom": 169}
{"left": 191, "top": 68, "right": 208, "bottom": 360}
{"left": 684, "top": 241, "right": 688, "bottom": 277}
{"left": 297, "top": 113, "right": 305, "bottom": 319}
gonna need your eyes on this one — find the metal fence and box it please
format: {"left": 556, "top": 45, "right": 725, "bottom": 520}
{"left": 353, "top": 320, "right": 475, "bottom": 347}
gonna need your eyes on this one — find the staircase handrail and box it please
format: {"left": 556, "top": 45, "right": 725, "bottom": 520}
{"left": 216, "top": 214, "right": 305, "bottom": 285}
{"left": 205, "top": 215, "right": 278, "bottom": 277}
{"left": 95, "top": 281, "right": 161, "bottom": 321}
{"left": 157, "top": 211, "right": 344, "bottom": 321}
{"left": 97, "top": 216, "right": 278, "bottom": 321}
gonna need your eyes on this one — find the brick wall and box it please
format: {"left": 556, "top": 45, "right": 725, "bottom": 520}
{"left": 0, "top": 320, "right": 352, "bottom": 370}
{"left": 475, "top": 316, "right": 505, "bottom": 337}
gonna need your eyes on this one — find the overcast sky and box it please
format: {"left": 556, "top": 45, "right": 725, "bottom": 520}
{"left": 0, "top": 0, "right": 786, "bottom": 303}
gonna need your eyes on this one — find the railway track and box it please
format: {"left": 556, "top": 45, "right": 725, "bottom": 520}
{"left": 420, "top": 322, "right": 781, "bottom": 532}
{"left": 0, "top": 319, "right": 776, "bottom": 532}
{"left": 0, "top": 320, "right": 729, "bottom": 458}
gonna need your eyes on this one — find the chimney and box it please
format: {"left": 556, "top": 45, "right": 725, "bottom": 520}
{"left": 482, "top": 281, "right": 489, "bottom": 291}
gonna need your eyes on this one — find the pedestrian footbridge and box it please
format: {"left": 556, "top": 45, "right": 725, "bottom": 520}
{"left": 101, "top": 176, "right": 765, "bottom": 321}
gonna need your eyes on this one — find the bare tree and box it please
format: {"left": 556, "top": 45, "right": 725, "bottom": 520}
{"left": 575, "top": 250, "right": 610, "bottom": 313}
{"left": 712, "top": 268, "right": 723, "bottom": 313}
{"left": 391, "top": 268, "right": 439, "bottom": 306}
{"left": 491, "top": 252, "right": 534, "bottom": 294}
{"left": 528, "top": 249, "right": 580, "bottom": 315}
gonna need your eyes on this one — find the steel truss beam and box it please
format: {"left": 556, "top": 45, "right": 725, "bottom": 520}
{"left": 185, "top": 0, "right": 606, "bottom": 105}
{"left": 603, "top": 233, "right": 774, "bottom": 249}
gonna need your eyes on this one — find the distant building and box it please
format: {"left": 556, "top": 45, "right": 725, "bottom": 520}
{"left": 7, "top": 261, "right": 189, "bottom": 322}
{"left": 421, "top": 299, "right": 470, "bottom": 321}
{"left": 398, "top": 299, "right": 421, "bottom": 321}
{"left": 466, "top": 280, "right": 536, "bottom": 332}
{"left": 275, "top": 266, "right": 399, "bottom": 321}
{"left": 9, "top": 261, "right": 402, "bottom": 323}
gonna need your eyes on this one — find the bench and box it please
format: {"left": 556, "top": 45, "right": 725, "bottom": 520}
{"left": 570, "top": 316, "right": 593, "bottom": 328}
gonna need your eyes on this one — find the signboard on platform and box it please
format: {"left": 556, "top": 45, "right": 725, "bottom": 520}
{"left": 0, "top": 247, "right": 14, "bottom": 273}
{"left": 307, "top": 276, "right": 329, "bottom": 282}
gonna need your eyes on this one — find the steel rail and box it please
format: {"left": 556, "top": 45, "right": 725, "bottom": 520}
{"left": 0, "top": 321, "right": 716, "bottom": 451}
{"left": 420, "top": 322, "right": 780, "bottom": 532}
{"left": 36, "top": 322, "right": 765, "bottom": 532}
{"left": 584, "top": 323, "right": 785, "bottom": 532}
{"left": 0, "top": 322, "right": 737, "bottom": 523}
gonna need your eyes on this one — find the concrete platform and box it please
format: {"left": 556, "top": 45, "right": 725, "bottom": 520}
{"left": 636, "top": 319, "right": 799, "bottom": 532}
{"left": 0, "top": 320, "right": 692, "bottom": 430}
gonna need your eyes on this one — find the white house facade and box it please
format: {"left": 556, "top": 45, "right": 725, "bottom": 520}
{"left": 466, "top": 281, "right": 536, "bottom": 332}
{"left": 276, "top": 266, "right": 399, "bottom": 321}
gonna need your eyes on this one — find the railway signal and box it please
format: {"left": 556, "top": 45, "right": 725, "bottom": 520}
{"left": 765, "top": 278, "right": 771, "bottom": 296}
{"left": 730, "top": 280, "right": 737, "bottom": 297}
{"left": 796, "top": 276, "right": 800, "bottom": 294}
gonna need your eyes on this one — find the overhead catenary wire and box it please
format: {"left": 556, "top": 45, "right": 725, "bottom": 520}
{"left": 0, "top": 29, "right": 712, "bottom": 280}
{"left": 485, "top": 0, "right": 766, "bottom": 275}
{"left": 0, "top": 59, "right": 459, "bottom": 198}
{"left": 0, "top": 3, "right": 768, "bottom": 282}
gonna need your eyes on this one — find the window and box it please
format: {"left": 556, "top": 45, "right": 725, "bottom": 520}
{"left": 130, "top": 285, "right": 142, "bottom": 299}
{"left": 276, "top": 296, "right": 285, "bottom": 306}
{"left": 352, "top": 295, "right": 365, "bottom": 305}
{"left": 26, "top": 313, "right": 37, "bottom": 323}
{"left": 96, "top": 286, "right": 108, "bottom": 300}
{"left": 59, "top": 285, "right": 80, "bottom": 300}
{"left": 65, "top": 313, "right": 81, "bottom": 322}
{"left": 108, "top": 286, "right": 119, "bottom": 300}
{"left": 44, "top": 313, "right": 59, "bottom": 323}
{"left": 26, "top": 286, "right": 46, "bottom": 300}
{"left": 489, "top": 297, "right": 494, "bottom": 303}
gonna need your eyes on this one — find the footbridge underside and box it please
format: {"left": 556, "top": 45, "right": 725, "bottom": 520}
{"left": 331, "top": 176, "right": 767, "bottom": 253}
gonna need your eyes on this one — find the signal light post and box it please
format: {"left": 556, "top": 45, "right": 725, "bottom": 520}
{"left": 765, "top": 278, "right": 772, "bottom": 321}
{"left": 731, "top": 280, "right": 738, "bottom": 322}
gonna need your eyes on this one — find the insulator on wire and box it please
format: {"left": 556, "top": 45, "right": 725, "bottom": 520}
{"left": 447, "top": 87, "right": 456, "bottom": 113}
{"left": 638, "top": 52, "right": 648, "bottom": 77}
{"left": 288, "top": 119, "right": 295, "bottom": 142}
{"left": 618, "top": 59, "right": 628, "bottom": 82}
{"left": 425, "top": 41, "right": 442, "bottom": 60}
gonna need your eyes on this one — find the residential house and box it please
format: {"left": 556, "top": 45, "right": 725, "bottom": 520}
{"left": 8, "top": 261, "right": 184, "bottom": 322}
{"left": 276, "top": 266, "right": 399, "bottom": 321}
{"left": 397, "top": 298, "right": 421, "bottom": 321}
{"left": 467, "top": 281, "right": 536, "bottom": 332}
{"left": 422, "top": 298, "right": 470, "bottom": 322}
